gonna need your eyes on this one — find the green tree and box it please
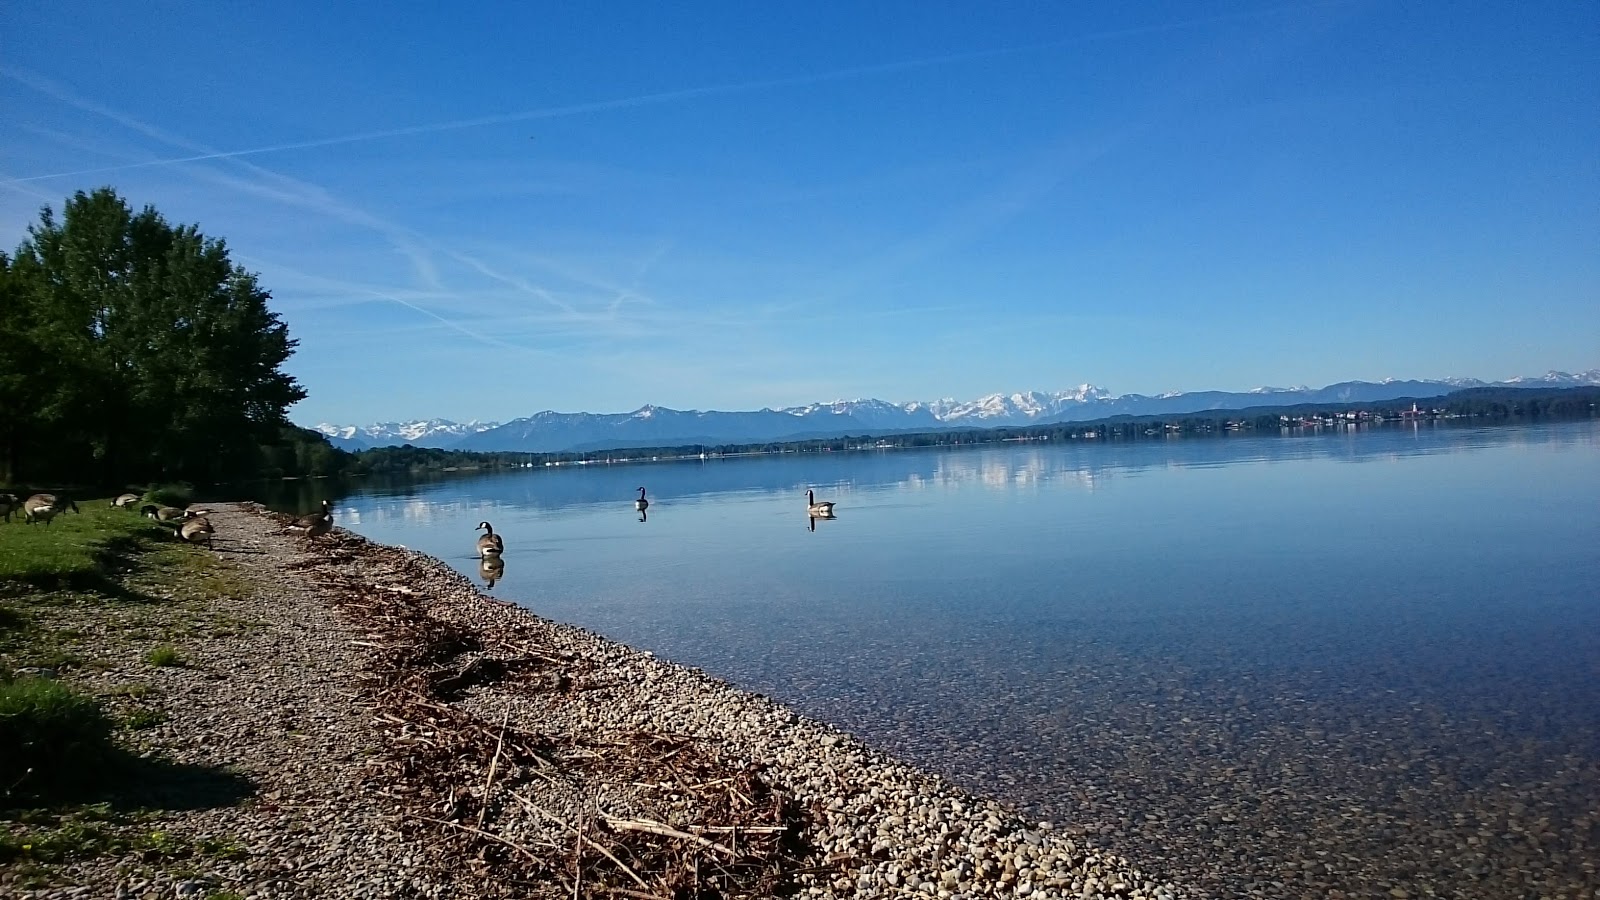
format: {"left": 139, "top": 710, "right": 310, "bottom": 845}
{"left": 7, "top": 188, "right": 307, "bottom": 484}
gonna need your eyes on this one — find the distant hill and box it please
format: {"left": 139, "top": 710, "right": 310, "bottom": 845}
{"left": 309, "top": 369, "right": 1600, "bottom": 453}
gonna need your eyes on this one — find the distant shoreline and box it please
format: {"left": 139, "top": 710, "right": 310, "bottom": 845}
{"left": 324, "top": 385, "right": 1598, "bottom": 477}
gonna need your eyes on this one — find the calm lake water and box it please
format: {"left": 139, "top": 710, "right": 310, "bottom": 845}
{"left": 317, "top": 421, "right": 1600, "bottom": 898}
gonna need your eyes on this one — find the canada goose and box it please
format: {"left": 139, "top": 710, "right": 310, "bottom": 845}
{"left": 178, "top": 516, "right": 215, "bottom": 549}
{"left": 0, "top": 493, "right": 18, "bottom": 523}
{"left": 145, "top": 506, "right": 189, "bottom": 523}
{"left": 288, "top": 500, "right": 333, "bottom": 538}
{"left": 478, "top": 555, "right": 505, "bottom": 589}
{"left": 476, "top": 521, "right": 504, "bottom": 557}
{"left": 111, "top": 493, "right": 140, "bottom": 509}
{"left": 805, "top": 489, "right": 836, "bottom": 517}
{"left": 23, "top": 493, "right": 78, "bottom": 525}
{"left": 634, "top": 486, "right": 649, "bottom": 512}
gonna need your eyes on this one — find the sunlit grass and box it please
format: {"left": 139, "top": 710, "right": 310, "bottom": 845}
{"left": 0, "top": 502, "right": 170, "bottom": 593}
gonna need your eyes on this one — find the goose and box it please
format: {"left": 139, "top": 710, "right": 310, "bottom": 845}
{"left": 475, "top": 521, "right": 504, "bottom": 557}
{"left": 805, "top": 489, "right": 836, "bottom": 517}
{"left": 110, "top": 493, "right": 140, "bottom": 509}
{"left": 478, "top": 555, "right": 505, "bottom": 589}
{"left": 634, "top": 487, "right": 649, "bottom": 512}
{"left": 23, "top": 493, "right": 78, "bottom": 525}
{"left": 0, "top": 493, "right": 18, "bottom": 523}
{"left": 145, "top": 505, "right": 190, "bottom": 523}
{"left": 178, "top": 516, "right": 215, "bottom": 549}
{"left": 288, "top": 500, "right": 333, "bottom": 538}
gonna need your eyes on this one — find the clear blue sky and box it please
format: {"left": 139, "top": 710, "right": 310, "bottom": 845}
{"left": 3, "top": 1, "right": 1595, "bottom": 424}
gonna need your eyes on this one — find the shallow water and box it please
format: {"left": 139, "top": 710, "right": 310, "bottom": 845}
{"left": 330, "top": 421, "right": 1600, "bottom": 898}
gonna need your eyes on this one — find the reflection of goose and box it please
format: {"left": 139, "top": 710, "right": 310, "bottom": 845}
{"left": 288, "top": 500, "right": 333, "bottom": 537}
{"left": 476, "top": 521, "right": 505, "bottom": 557}
{"left": 806, "top": 489, "right": 836, "bottom": 517}
{"left": 479, "top": 555, "right": 505, "bottom": 589}
{"left": 634, "top": 487, "right": 649, "bottom": 512}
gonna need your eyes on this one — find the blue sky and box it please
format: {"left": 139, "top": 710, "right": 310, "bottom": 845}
{"left": 3, "top": 1, "right": 1595, "bottom": 425}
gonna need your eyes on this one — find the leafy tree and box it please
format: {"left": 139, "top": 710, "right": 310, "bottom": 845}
{"left": 6, "top": 188, "right": 307, "bottom": 485}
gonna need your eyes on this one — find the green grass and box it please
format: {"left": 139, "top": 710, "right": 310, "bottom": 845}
{"left": 121, "top": 707, "right": 167, "bottom": 730}
{"left": 0, "top": 676, "right": 119, "bottom": 800}
{"left": 141, "top": 645, "right": 186, "bottom": 668}
{"left": 0, "top": 804, "right": 247, "bottom": 865}
{"left": 0, "top": 503, "right": 171, "bottom": 594}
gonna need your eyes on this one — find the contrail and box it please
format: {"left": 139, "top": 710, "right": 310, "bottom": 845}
{"left": 0, "top": 2, "right": 1347, "bottom": 185}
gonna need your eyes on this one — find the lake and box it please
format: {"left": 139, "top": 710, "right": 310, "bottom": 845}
{"left": 314, "top": 421, "right": 1600, "bottom": 898}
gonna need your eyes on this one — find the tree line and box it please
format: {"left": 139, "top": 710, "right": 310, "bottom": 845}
{"left": 0, "top": 188, "right": 333, "bottom": 487}
{"left": 332, "top": 386, "right": 1599, "bottom": 473}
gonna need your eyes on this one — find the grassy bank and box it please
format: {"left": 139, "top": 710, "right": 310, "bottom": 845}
{"left": 0, "top": 498, "right": 255, "bottom": 893}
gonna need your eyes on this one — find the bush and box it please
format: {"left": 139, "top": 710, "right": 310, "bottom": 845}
{"left": 0, "top": 677, "right": 118, "bottom": 801}
{"left": 141, "top": 484, "right": 194, "bottom": 509}
{"left": 142, "top": 646, "right": 186, "bottom": 668}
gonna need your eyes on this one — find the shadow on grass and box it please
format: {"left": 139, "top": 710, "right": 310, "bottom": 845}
{"left": 0, "top": 533, "right": 170, "bottom": 605}
{"left": 4, "top": 749, "right": 256, "bottom": 815}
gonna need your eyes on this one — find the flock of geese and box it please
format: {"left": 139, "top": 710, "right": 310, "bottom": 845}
{"left": 1, "top": 485, "right": 838, "bottom": 586}
{"left": 0, "top": 490, "right": 218, "bottom": 547}
{"left": 460, "top": 487, "right": 837, "bottom": 588}
{"left": 0, "top": 491, "right": 81, "bottom": 525}
{"left": 0, "top": 490, "right": 334, "bottom": 552}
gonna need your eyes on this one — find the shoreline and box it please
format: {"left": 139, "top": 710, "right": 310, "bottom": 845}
{"left": 5, "top": 502, "right": 1183, "bottom": 899}
{"left": 274, "top": 503, "right": 1184, "bottom": 899}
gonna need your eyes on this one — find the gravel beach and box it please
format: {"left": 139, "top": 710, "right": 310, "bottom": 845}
{"left": 5, "top": 503, "right": 1187, "bottom": 899}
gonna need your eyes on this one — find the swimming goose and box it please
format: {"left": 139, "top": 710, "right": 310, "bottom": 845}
{"left": 634, "top": 487, "right": 649, "bottom": 512}
{"left": 110, "top": 493, "right": 140, "bottom": 509}
{"left": 806, "top": 489, "right": 836, "bottom": 517}
{"left": 476, "top": 521, "right": 504, "bottom": 557}
{"left": 178, "top": 516, "right": 215, "bottom": 548}
{"left": 288, "top": 500, "right": 333, "bottom": 538}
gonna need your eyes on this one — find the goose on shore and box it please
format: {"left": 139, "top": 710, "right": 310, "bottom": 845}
{"left": 144, "top": 505, "right": 190, "bottom": 523}
{"left": 0, "top": 493, "right": 18, "bottom": 523}
{"left": 288, "top": 500, "right": 333, "bottom": 538}
{"left": 24, "top": 493, "right": 78, "bottom": 525}
{"left": 111, "top": 493, "right": 140, "bottom": 509}
{"left": 806, "top": 489, "right": 836, "bottom": 517}
{"left": 179, "top": 516, "right": 215, "bottom": 549}
{"left": 634, "top": 487, "right": 649, "bottom": 512}
{"left": 476, "top": 521, "right": 504, "bottom": 557}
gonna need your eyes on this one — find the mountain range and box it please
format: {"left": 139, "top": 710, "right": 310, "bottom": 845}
{"left": 310, "top": 370, "right": 1600, "bottom": 453}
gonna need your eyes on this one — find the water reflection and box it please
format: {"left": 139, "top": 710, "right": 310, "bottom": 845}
{"left": 259, "top": 420, "right": 1600, "bottom": 900}
{"left": 478, "top": 555, "right": 505, "bottom": 589}
{"left": 807, "top": 513, "right": 836, "bottom": 532}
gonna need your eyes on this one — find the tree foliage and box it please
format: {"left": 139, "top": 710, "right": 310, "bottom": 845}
{"left": 1, "top": 188, "right": 326, "bottom": 485}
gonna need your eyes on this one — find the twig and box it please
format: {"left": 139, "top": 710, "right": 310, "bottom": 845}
{"left": 573, "top": 808, "right": 583, "bottom": 900}
{"left": 417, "top": 815, "right": 543, "bottom": 864}
{"left": 602, "top": 816, "right": 738, "bottom": 858}
{"left": 477, "top": 709, "right": 510, "bottom": 828}
{"left": 510, "top": 793, "right": 653, "bottom": 891}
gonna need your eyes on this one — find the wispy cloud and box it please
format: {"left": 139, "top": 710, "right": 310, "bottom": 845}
{"left": 0, "top": 3, "right": 1350, "bottom": 185}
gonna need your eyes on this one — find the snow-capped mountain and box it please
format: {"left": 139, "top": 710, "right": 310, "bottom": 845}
{"left": 313, "top": 419, "right": 501, "bottom": 451}
{"left": 309, "top": 369, "right": 1599, "bottom": 454}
